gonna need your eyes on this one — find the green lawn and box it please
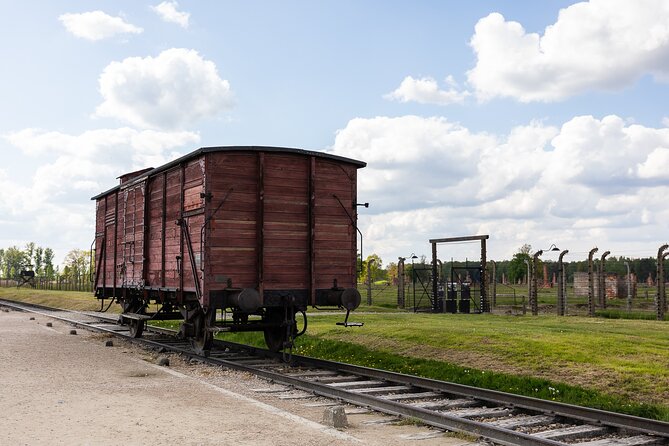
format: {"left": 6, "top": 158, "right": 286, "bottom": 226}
{"left": 0, "top": 287, "right": 107, "bottom": 312}
{"left": 305, "top": 313, "right": 669, "bottom": 405}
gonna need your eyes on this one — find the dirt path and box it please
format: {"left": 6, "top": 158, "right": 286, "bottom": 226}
{"left": 0, "top": 309, "right": 468, "bottom": 445}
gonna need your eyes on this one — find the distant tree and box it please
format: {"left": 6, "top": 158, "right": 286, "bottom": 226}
{"left": 386, "top": 261, "right": 398, "bottom": 282}
{"left": 44, "top": 248, "right": 55, "bottom": 280}
{"left": 63, "top": 249, "right": 91, "bottom": 281}
{"left": 24, "top": 242, "right": 35, "bottom": 268}
{"left": 361, "top": 254, "right": 383, "bottom": 283}
{"left": 508, "top": 245, "right": 532, "bottom": 284}
{"left": 636, "top": 258, "right": 655, "bottom": 283}
{"left": 34, "top": 247, "right": 44, "bottom": 275}
{"left": 3, "top": 246, "right": 28, "bottom": 278}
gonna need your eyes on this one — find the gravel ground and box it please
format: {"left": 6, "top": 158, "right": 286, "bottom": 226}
{"left": 0, "top": 309, "right": 470, "bottom": 445}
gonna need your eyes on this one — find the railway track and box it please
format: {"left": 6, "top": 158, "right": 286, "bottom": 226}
{"left": 2, "top": 298, "right": 668, "bottom": 446}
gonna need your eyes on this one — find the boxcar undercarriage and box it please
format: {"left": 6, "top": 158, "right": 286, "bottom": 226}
{"left": 96, "top": 283, "right": 361, "bottom": 355}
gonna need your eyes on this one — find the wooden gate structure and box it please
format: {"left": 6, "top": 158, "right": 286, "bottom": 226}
{"left": 429, "top": 235, "right": 490, "bottom": 314}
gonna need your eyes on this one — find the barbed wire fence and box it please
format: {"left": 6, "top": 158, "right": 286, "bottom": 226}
{"left": 0, "top": 275, "right": 93, "bottom": 293}
{"left": 357, "top": 250, "right": 668, "bottom": 320}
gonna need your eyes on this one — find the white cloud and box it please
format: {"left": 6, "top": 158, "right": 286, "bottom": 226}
{"left": 332, "top": 115, "right": 496, "bottom": 212}
{"left": 330, "top": 114, "right": 669, "bottom": 261}
{"left": 0, "top": 128, "right": 201, "bottom": 265}
{"left": 467, "top": 0, "right": 669, "bottom": 102}
{"left": 59, "top": 11, "right": 143, "bottom": 41}
{"left": 3, "top": 127, "right": 199, "bottom": 211}
{"left": 385, "top": 75, "right": 470, "bottom": 105}
{"left": 151, "top": 1, "right": 190, "bottom": 28}
{"left": 637, "top": 148, "right": 669, "bottom": 179}
{"left": 6, "top": 127, "right": 199, "bottom": 166}
{"left": 94, "top": 48, "right": 234, "bottom": 129}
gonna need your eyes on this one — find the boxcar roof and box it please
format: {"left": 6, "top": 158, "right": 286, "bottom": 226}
{"left": 91, "top": 145, "right": 366, "bottom": 200}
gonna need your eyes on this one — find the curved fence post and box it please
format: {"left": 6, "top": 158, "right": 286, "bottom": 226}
{"left": 531, "top": 250, "right": 543, "bottom": 316}
{"left": 599, "top": 251, "right": 610, "bottom": 309}
{"left": 557, "top": 250, "right": 569, "bottom": 316}
{"left": 658, "top": 245, "right": 668, "bottom": 320}
{"left": 588, "top": 247, "right": 599, "bottom": 317}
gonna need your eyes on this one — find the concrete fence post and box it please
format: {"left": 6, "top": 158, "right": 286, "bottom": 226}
{"left": 531, "top": 250, "right": 543, "bottom": 316}
{"left": 588, "top": 247, "right": 599, "bottom": 317}
{"left": 625, "top": 261, "right": 631, "bottom": 312}
{"left": 557, "top": 250, "right": 569, "bottom": 316}
{"left": 490, "top": 260, "right": 497, "bottom": 309}
{"left": 366, "top": 259, "right": 375, "bottom": 306}
{"left": 599, "top": 251, "right": 610, "bottom": 309}
{"left": 397, "top": 257, "right": 405, "bottom": 309}
{"left": 524, "top": 259, "right": 530, "bottom": 301}
{"left": 657, "top": 245, "right": 668, "bottom": 320}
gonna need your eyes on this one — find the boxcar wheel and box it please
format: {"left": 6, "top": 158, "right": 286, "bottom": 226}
{"left": 190, "top": 309, "right": 214, "bottom": 356}
{"left": 263, "top": 308, "right": 296, "bottom": 352}
{"left": 122, "top": 300, "right": 145, "bottom": 339}
{"left": 127, "top": 318, "right": 144, "bottom": 338}
{"left": 190, "top": 331, "right": 212, "bottom": 356}
{"left": 263, "top": 325, "right": 284, "bottom": 353}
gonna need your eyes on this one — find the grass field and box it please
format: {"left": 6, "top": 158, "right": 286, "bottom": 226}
{"left": 2, "top": 287, "right": 668, "bottom": 420}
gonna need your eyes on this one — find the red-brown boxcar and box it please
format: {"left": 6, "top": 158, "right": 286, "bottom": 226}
{"left": 92, "top": 146, "right": 365, "bottom": 353}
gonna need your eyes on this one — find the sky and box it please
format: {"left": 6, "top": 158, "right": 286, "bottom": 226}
{"left": 2, "top": 0, "right": 669, "bottom": 267}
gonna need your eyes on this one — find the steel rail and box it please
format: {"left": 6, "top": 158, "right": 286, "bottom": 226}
{"left": 2, "top": 298, "right": 668, "bottom": 445}
{"left": 291, "top": 355, "right": 669, "bottom": 438}
{"left": 212, "top": 339, "right": 669, "bottom": 439}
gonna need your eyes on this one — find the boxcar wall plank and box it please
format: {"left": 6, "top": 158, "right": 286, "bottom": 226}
{"left": 183, "top": 185, "right": 204, "bottom": 211}
{"left": 208, "top": 251, "right": 257, "bottom": 265}
{"left": 160, "top": 169, "right": 182, "bottom": 289}
{"left": 263, "top": 221, "right": 307, "bottom": 230}
{"left": 212, "top": 218, "right": 257, "bottom": 228}
{"left": 262, "top": 154, "right": 310, "bottom": 292}
{"left": 313, "top": 153, "right": 357, "bottom": 292}
{"left": 209, "top": 231, "right": 259, "bottom": 245}
{"left": 204, "top": 151, "right": 260, "bottom": 296}
{"left": 260, "top": 211, "right": 309, "bottom": 223}
{"left": 207, "top": 180, "right": 257, "bottom": 195}
{"left": 263, "top": 253, "right": 308, "bottom": 268}
{"left": 147, "top": 176, "right": 164, "bottom": 287}
{"left": 262, "top": 179, "right": 308, "bottom": 194}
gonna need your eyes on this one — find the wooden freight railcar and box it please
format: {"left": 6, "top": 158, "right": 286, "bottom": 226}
{"left": 92, "top": 146, "right": 365, "bottom": 353}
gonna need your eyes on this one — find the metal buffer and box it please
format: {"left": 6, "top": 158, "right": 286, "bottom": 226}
{"left": 588, "top": 247, "right": 599, "bottom": 317}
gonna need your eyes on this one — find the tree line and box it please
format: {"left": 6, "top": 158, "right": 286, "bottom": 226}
{"left": 359, "top": 245, "right": 662, "bottom": 285}
{"left": 0, "top": 243, "right": 92, "bottom": 281}
{"left": 496, "top": 244, "right": 659, "bottom": 285}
